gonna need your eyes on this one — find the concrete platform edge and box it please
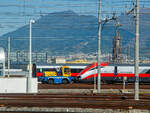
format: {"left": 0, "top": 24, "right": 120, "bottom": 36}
{"left": 38, "top": 89, "right": 150, "bottom": 94}
{"left": 0, "top": 107, "right": 149, "bottom": 113}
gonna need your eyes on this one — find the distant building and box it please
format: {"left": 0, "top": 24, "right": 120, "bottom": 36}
{"left": 112, "top": 31, "right": 122, "bottom": 63}
{"left": 66, "top": 59, "right": 89, "bottom": 64}
{"left": 51, "top": 57, "right": 66, "bottom": 64}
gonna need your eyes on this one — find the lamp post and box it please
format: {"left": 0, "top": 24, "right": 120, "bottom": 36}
{"left": 8, "top": 37, "right": 10, "bottom": 77}
{"left": 28, "top": 19, "right": 35, "bottom": 93}
{"left": 97, "top": 0, "right": 102, "bottom": 93}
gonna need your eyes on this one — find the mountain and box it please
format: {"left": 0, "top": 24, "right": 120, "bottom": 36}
{"left": 118, "top": 8, "right": 150, "bottom": 57}
{"left": 0, "top": 10, "right": 138, "bottom": 56}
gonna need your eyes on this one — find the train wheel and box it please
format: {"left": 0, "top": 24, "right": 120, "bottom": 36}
{"left": 48, "top": 79, "right": 54, "bottom": 84}
{"left": 62, "top": 79, "right": 68, "bottom": 84}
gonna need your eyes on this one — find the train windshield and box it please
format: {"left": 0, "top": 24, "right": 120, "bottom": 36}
{"left": 85, "top": 64, "right": 93, "bottom": 69}
{"left": 84, "top": 62, "right": 107, "bottom": 71}
{"left": 140, "top": 69, "right": 150, "bottom": 74}
{"left": 89, "top": 66, "right": 103, "bottom": 71}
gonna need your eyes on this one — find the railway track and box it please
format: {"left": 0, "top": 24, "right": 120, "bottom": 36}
{"left": 0, "top": 83, "right": 149, "bottom": 112}
{"left": 0, "top": 94, "right": 149, "bottom": 109}
{"left": 38, "top": 83, "right": 150, "bottom": 89}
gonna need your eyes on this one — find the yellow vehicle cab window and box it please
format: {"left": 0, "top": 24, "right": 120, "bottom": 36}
{"left": 64, "top": 68, "right": 71, "bottom": 76}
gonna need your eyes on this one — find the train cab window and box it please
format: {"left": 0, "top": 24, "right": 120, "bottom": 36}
{"left": 146, "top": 69, "right": 150, "bottom": 74}
{"left": 85, "top": 64, "right": 93, "bottom": 69}
{"left": 64, "top": 68, "right": 71, "bottom": 74}
{"left": 90, "top": 66, "right": 97, "bottom": 71}
{"left": 89, "top": 66, "right": 104, "bottom": 71}
{"left": 140, "top": 69, "right": 150, "bottom": 74}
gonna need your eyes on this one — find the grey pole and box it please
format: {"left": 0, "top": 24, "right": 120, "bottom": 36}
{"left": 28, "top": 19, "right": 35, "bottom": 93}
{"left": 3, "top": 62, "right": 5, "bottom": 77}
{"left": 94, "top": 62, "right": 96, "bottom": 91}
{"left": 97, "top": 0, "right": 102, "bottom": 94}
{"left": 135, "top": 0, "right": 140, "bottom": 100}
{"left": 128, "top": 45, "right": 130, "bottom": 63}
{"left": 8, "top": 37, "right": 10, "bottom": 77}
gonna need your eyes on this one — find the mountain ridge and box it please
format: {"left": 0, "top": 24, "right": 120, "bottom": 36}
{"left": 2, "top": 9, "right": 149, "bottom": 56}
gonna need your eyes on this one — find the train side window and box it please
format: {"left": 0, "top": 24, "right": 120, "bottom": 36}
{"left": 48, "top": 68, "right": 56, "bottom": 71}
{"left": 71, "top": 69, "right": 83, "bottom": 73}
{"left": 78, "top": 69, "right": 83, "bottom": 73}
{"left": 71, "top": 69, "right": 76, "bottom": 73}
{"left": 40, "top": 68, "right": 42, "bottom": 72}
{"left": 37, "top": 69, "right": 40, "bottom": 72}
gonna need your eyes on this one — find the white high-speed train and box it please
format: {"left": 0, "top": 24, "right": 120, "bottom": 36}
{"left": 77, "top": 62, "right": 150, "bottom": 83}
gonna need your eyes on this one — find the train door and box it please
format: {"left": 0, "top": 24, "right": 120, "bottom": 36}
{"left": 114, "top": 66, "right": 122, "bottom": 83}
{"left": 0, "top": 63, "right": 4, "bottom": 76}
{"left": 114, "top": 66, "right": 118, "bottom": 75}
{"left": 140, "top": 69, "right": 150, "bottom": 83}
{"left": 32, "top": 64, "right": 36, "bottom": 77}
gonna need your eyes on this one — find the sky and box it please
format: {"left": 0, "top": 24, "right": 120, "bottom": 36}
{"left": 0, "top": 0, "right": 149, "bottom": 36}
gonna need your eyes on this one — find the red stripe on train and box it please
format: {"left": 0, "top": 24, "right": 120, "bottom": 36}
{"left": 82, "top": 73, "right": 150, "bottom": 79}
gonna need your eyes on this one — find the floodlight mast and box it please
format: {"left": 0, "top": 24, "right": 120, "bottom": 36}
{"left": 29, "top": 19, "right": 35, "bottom": 78}
{"left": 28, "top": 19, "right": 35, "bottom": 93}
{"left": 8, "top": 37, "right": 10, "bottom": 78}
{"left": 97, "top": 0, "right": 102, "bottom": 94}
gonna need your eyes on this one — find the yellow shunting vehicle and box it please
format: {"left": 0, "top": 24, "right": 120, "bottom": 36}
{"left": 39, "top": 66, "right": 74, "bottom": 84}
